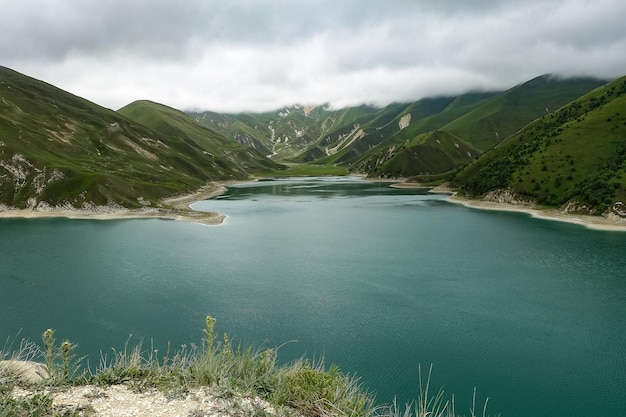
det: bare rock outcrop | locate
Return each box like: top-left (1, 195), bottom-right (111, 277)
top-left (482, 187), bottom-right (535, 206)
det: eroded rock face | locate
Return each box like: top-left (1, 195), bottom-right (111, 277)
top-left (611, 201), bottom-right (626, 217)
top-left (484, 190), bottom-right (626, 221)
top-left (398, 114), bottom-right (411, 130)
top-left (562, 200), bottom-right (626, 219)
top-left (562, 200), bottom-right (593, 214)
top-left (0, 153), bottom-right (66, 208)
top-left (482, 188), bottom-right (535, 206)
top-left (0, 360), bottom-right (49, 384)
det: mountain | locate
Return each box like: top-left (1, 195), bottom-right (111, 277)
top-left (350, 75), bottom-right (608, 179)
top-left (189, 104), bottom-right (382, 161)
top-left (0, 66), bottom-right (278, 209)
top-left (190, 99), bottom-right (473, 168)
top-left (450, 75), bottom-right (626, 215)
top-left (190, 75), bottom-right (606, 179)
top-left (1, 65), bottom-right (618, 214)
top-left (117, 100), bottom-right (281, 173)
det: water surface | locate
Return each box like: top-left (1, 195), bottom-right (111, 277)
top-left (1, 177), bottom-right (625, 417)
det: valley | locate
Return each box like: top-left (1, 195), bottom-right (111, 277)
top-left (1, 65), bottom-right (625, 223)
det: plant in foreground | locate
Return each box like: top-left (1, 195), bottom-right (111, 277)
top-left (1, 317), bottom-right (498, 417)
top-left (384, 364), bottom-right (496, 417)
top-left (41, 328), bottom-right (83, 383)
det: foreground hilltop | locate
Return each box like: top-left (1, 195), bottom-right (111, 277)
top-left (2, 319), bottom-right (467, 417)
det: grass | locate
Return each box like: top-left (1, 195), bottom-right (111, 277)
top-left (1, 317), bottom-right (497, 417)
top-left (1, 66), bottom-right (611, 209)
top-left (256, 164), bottom-right (349, 177)
top-left (0, 67), bottom-right (277, 209)
top-left (452, 75), bottom-right (626, 213)
top-left (441, 75), bottom-right (607, 151)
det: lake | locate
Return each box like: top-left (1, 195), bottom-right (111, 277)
top-left (1, 176), bottom-right (625, 417)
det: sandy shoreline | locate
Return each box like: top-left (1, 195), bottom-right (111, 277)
top-left (3, 177), bottom-right (625, 231)
top-left (387, 180), bottom-right (626, 231)
top-left (446, 194), bottom-right (626, 232)
top-left (0, 181), bottom-right (237, 226)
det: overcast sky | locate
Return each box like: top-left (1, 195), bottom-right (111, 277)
top-left (2, 0), bottom-right (625, 112)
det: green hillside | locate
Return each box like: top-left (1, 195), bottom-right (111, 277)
top-left (451, 76), bottom-right (626, 215)
top-left (349, 95), bottom-right (494, 178)
top-left (2, 64), bottom-right (619, 214)
top-left (118, 100), bottom-right (281, 173)
top-left (352, 75), bottom-right (606, 178)
top-left (190, 104), bottom-right (350, 161)
top-left (441, 75), bottom-right (608, 151)
top-left (355, 130), bottom-right (481, 180)
top-left (191, 75), bottom-right (605, 180)
top-left (0, 67), bottom-right (274, 209)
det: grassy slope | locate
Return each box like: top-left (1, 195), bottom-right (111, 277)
top-left (0, 67), bottom-right (183, 207)
top-left (351, 76), bottom-right (606, 178)
top-left (193, 105), bottom-right (343, 159)
top-left (316, 99), bottom-right (480, 167)
top-left (0, 67), bottom-right (274, 208)
top-left (382, 92), bottom-right (497, 145)
top-left (361, 131), bottom-right (482, 179)
top-left (191, 111), bottom-right (276, 156)
top-left (118, 100), bottom-right (281, 173)
top-left (192, 101), bottom-right (463, 167)
top-left (349, 94), bottom-right (495, 177)
top-left (293, 105), bottom-right (382, 163)
top-left (441, 75), bottom-right (608, 151)
top-left (451, 76), bottom-right (626, 214)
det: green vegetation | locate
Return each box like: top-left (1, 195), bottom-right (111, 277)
top-left (452, 76), bottom-right (626, 214)
top-left (191, 75), bottom-right (605, 180)
top-left (257, 163), bottom-right (349, 177)
top-left (353, 131), bottom-right (481, 179)
top-left (441, 75), bottom-right (607, 151)
top-left (2, 64), bottom-right (621, 217)
top-left (351, 75), bottom-right (606, 178)
top-left (0, 67), bottom-right (277, 209)
top-left (1, 318), bottom-right (496, 417)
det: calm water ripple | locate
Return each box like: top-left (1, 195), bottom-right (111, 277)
top-left (1, 177), bottom-right (625, 417)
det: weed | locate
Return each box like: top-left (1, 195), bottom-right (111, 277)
top-left (382, 365), bottom-right (497, 417)
top-left (40, 329), bottom-right (84, 384)
top-left (1, 319), bottom-right (497, 417)
top-left (0, 392), bottom-right (53, 417)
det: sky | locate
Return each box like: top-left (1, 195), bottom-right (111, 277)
top-left (2, 0), bottom-right (626, 113)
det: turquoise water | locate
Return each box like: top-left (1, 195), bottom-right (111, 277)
top-left (1, 177), bottom-right (625, 417)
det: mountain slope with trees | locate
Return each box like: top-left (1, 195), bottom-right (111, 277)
top-left (348, 75), bottom-right (608, 179)
top-left (450, 75), bottom-right (626, 216)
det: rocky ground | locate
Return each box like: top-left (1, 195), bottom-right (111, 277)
top-left (11, 384), bottom-right (280, 417)
top-left (1, 360), bottom-right (286, 417)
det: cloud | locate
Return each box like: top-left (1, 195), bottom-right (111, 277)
top-left (2, 0), bottom-right (625, 112)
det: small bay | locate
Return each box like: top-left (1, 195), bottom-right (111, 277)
top-left (1, 176), bottom-right (625, 417)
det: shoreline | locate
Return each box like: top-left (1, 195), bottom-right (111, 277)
top-left (386, 180), bottom-right (626, 231)
top-left (3, 177), bottom-right (626, 231)
top-left (0, 181), bottom-right (238, 226)
top-left (371, 179), bottom-right (626, 231)
top-left (446, 194), bottom-right (626, 232)
top-left (387, 180), bottom-right (626, 231)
